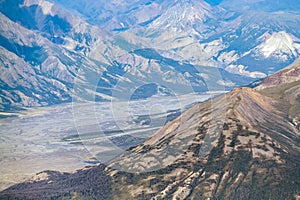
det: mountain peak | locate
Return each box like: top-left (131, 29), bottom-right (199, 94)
top-left (149, 0), bottom-right (212, 32)
top-left (107, 83), bottom-right (295, 173)
top-left (256, 31), bottom-right (300, 61)
top-left (105, 69), bottom-right (300, 199)
top-left (230, 87), bottom-right (273, 106)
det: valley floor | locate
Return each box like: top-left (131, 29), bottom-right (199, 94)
top-left (0, 92), bottom-right (221, 191)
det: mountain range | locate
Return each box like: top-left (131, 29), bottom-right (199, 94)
top-left (1, 55), bottom-right (299, 200)
top-left (1, 1), bottom-right (300, 199)
top-left (1, 0), bottom-right (300, 111)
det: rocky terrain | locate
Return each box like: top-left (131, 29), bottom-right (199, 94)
top-left (107, 62), bottom-right (300, 200)
top-left (1, 57), bottom-right (299, 200)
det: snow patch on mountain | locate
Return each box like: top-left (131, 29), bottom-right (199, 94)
top-left (226, 64), bottom-right (267, 78)
top-left (217, 79), bottom-right (235, 87)
top-left (150, 0), bottom-right (212, 32)
top-left (23, 0), bottom-right (55, 16)
top-left (256, 31), bottom-right (300, 61)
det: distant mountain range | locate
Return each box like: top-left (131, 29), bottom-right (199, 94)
top-left (1, 55), bottom-right (299, 200)
top-left (1, 0), bottom-right (300, 111)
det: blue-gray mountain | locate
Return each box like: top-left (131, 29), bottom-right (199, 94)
top-left (1, 0), bottom-right (300, 111)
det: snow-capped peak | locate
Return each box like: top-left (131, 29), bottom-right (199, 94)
top-left (23, 0), bottom-right (55, 16)
top-left (256, 31), bottom-right (300, 60)
top-left (150, 0), bottom-right (212, 32)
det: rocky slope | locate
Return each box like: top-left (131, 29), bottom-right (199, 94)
top-left (107, 63), bottom-right (300, 199)
top-left (1, 61), bottom-right (299, 199)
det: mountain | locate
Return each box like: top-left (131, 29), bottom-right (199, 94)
top-left (257, 57), bottom-right (300, 89)
top-left (0, 0), bottom-right (108, 110)
top-left (118, 0), bottom-right (300, 74)
top-left (1, 0), bottom-right (300, 111)
top-left (107, 62), bottom-right (300, 199)
top-left (1, 59), bottom-right (299, 199)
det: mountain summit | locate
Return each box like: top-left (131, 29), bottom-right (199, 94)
top-left (149, 0), bottom-right (213, 33)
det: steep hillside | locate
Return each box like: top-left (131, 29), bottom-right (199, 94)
top-left (257, 59), bottom-right (300, 132)
top-left (108, 79), bottom-right (300, 199)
